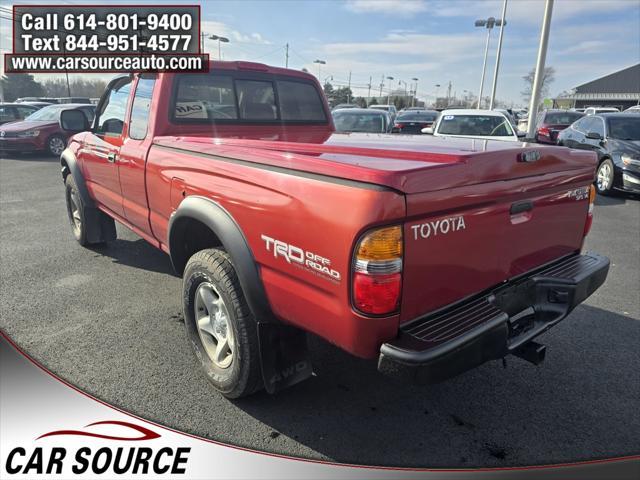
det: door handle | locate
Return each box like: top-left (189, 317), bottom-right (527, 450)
top-left (107, 152), bottom-right (117, 163)
top-left (510, 201), bottom-right (533, 215)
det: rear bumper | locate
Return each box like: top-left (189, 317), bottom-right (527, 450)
top-left (378, 252), bottom-right (609, 383)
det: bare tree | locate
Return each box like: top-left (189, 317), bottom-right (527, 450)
top-left (522, 66), bottom-right (555, 103)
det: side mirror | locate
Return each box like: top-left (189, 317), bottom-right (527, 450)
top-left (421, 127), bottom-right (434, 134)
top-left (59, 109), bottom-right (89, 133)
top-left (517, 131), bottom-right (526, 138)
top-left (585, 131), bottom-right (602, 140)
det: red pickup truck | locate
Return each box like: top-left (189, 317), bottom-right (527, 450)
top-left (58, 61), bottom-right (609, 398)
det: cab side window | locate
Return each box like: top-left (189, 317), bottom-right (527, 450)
top-left (129, 76), bottom-right (156, 140)
top-left (95, 78), bottom-right (133, 136)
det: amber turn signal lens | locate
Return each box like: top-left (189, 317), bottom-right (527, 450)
top-left (356, 226), bottom-right (402, 261)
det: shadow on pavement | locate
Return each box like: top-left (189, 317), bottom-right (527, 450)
top-left (232, 304), bottom-right (640, 467)
top-left (91, 238), bottom-right (176, 276)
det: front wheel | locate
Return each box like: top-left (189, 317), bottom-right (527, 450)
top-left (65, 175), bottom-right (88, 245)
top-left (596, 159), bottom-right (614, 195)
top-left (47, 134), bottom-right (66, 157)
top-left (183, 249), bottom-right (263, 398)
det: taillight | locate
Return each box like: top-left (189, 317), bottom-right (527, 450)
top-left (538, 126), bottom-right (550, 137)
top-left (584, 184), bottom-right (596, 236)
top-left (394, 123), bottom-right (404, 129)
top-left (352, 226), bottom-right (403, 315)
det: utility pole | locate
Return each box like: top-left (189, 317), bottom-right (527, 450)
top-left (379, 75), bottom-right (384, 99)
top-left (285, 43), bottom-right (289, 68)
top-left (347, 71), bottom-right (352, 103)
top-left (447, 81), bottom-right (452, 107)
top-left (526, 0), bottom-right (554, 140)
top-left (489, 0), bottom-right (508, 110)
top-left (367, 76), bottom-right (372, 106)
top-left (200, 32), bottom-right (207, 53)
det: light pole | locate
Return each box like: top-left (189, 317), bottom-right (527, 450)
top-left (398, 80), bottom-right (408, 107)
top-left (434, 83), bottom-right (441, 107)
top-left (386, 76), bottom-right (394, 104)
top-left (209, 34), bottom-right (230, 60)
top-left (475, 16), bottom-right (503, 109)
top-left (313, 59), bottom-right (326, 78)
top-left (411, 77), bottom-right (419, 106)
top-left (489, 0), bottom-right (508, 110)
top-left (526, 0), bottom-right (554, 140)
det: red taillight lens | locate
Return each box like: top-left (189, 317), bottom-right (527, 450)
top-left (394, 123), bottom-right (404, 129)
top-left (353, 272), bottom-right (401, 314)
top-left (538, 126), bottom-right (550, 137)
top-left (352, 226), bottom-right (403, 316)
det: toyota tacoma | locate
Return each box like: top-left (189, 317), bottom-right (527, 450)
top-left (58, 61), bottom-right (609, 398)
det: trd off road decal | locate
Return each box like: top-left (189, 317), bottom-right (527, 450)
top-left (261, 235), bottom-right (341, 282)
top-left (568, 186), bottom-right (589, 201)
top-left (411, 215), bottom-right (466, 240)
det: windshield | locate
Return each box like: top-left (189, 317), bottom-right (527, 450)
top-left (545, 112), bottom-right (584, 124)
top-left (607, 117), bottom-right (640, 140)
top-left (24, 104), bottom-right (68, 121)
top-left (397, 112), bottom-right (438, 122)
top-left (437, 114), bottom-right (514, 136)
top-left (333, 111), bottom-right (386, 133)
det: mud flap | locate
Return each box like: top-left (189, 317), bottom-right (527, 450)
top-left (84, 207), bottom-right (117, 244)
top-left (257, 323), bottom-right (313, 394)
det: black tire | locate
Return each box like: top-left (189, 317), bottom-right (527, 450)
top-left (65, 174), bottom-right (89, 245)
top-left (183, 248), bottom-right (263, 398)
top-left (596, 158), bottom-right (614, 195)
top-left (46, 134), bottom-right (66, 157)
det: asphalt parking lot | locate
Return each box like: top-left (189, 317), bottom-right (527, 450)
top-left (1, 153), bottom-right (639, 468)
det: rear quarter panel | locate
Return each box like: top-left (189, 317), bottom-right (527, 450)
top-left (146, 145), bottom-right (405, 357)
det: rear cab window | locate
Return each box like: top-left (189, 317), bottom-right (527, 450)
top-left (172, 72), bottom-right (327, 124)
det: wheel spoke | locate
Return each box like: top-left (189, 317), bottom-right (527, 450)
top-left (197, 315), bottom-right (217, 339)
top-left (198, 286), bottom-right (216, 310)
top-left (214, 336), bottom-right (230, 364)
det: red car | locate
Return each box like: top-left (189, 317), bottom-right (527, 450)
top-left (0, 103), bottom-right (95, 156)
top-left (58, 62), bottom-right (608, 398)
top-left (534, 109), bottom-right (584, 144)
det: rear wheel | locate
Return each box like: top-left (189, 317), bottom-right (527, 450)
top-left (596, 159), bottom-right (614, 195)
top-left (183, 249), bottom-right (263, 398)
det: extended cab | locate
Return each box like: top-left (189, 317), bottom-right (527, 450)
top-left (59, 62), bottom-right (609, 398)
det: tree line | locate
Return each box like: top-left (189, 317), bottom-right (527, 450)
top-left (0, 73), bottom-right (107, 101)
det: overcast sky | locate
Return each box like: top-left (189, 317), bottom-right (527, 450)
top-left (1, 0), bottom-right (639, 106)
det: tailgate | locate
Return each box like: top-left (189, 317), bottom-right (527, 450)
top-left (400, 148), bottom-right (597, 322)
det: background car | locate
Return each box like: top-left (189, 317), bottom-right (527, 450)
top-left (391, 110), bottom-right (438, 134)
top-left (368, 104), bottom-right (397, 122)
top-left (332, 108), bottom-right (392, 134)
top-left (0, 103), bottom-right (95, 156)
top-left (20, 101), bottom-right (53, 110)
top-left (15, 97), bottom-right (59, 104)
top-left (623, 105), bottom-right (640, 113)
top-left (494, 108), bottom-right (518, 129)
top-left (558, 113), bottom-right (640, 194)
top-left (585, 107), bottom-right (619, 115)
top-left (0, 103), bottom-right (39, 125)
top-left (425, 109), bottom-right (522, 141)
top-left (332, 103), bottom-right (359, 111)
top-left (533, 109), bottom-right (584, 144)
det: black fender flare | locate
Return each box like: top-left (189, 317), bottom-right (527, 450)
top-left (168, 196), bottom-right (275, 323)
top-left (60, 148), bottom-right (95, 208)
